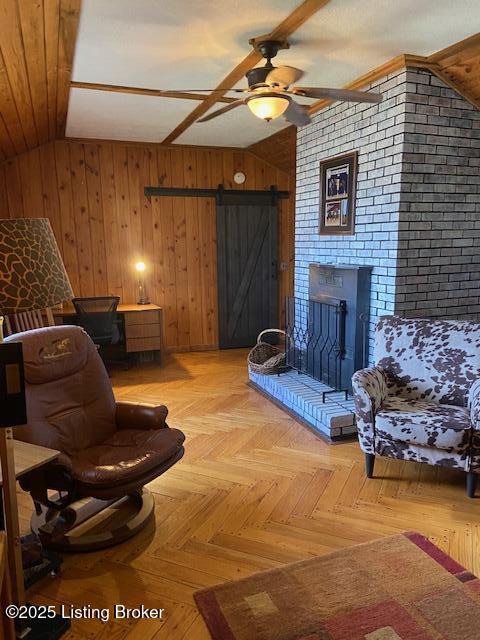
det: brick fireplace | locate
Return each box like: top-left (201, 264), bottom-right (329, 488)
top-left (250, 65), bottom-right (480, 441)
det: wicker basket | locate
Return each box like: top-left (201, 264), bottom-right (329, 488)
top-left (247, 329), bottom-right (287, 375)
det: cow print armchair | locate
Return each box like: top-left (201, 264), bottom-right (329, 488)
top-left (352, 316), bottom-right (480, 497)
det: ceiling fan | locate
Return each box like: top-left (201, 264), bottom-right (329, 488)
top-left (163, 39), bottom-right (383, 126)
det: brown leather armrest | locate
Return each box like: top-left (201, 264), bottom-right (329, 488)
top-left (115, 401), bottom-right (169, 430)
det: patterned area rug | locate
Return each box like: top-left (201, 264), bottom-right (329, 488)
top-left (194, 532), bottom-right (480, 640)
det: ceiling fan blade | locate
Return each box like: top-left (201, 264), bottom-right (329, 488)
top-left (267, 65), bottom-right (304, 88)
top-left (292, 87), bottom-right (382, 103)
top-left (197, 99), bottom-right (246, 123)
top-left (160, 88), bottom-right (246, 93)
top-left (284, 100), bottom-right (311, 127)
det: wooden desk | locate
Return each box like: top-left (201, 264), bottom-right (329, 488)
top-left (54, 303), bottom-right (163, 356)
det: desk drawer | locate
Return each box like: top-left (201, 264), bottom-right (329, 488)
top-left (126, 323), bottom-right (161, 339)
top-left (126, 336), bottom-right (162, 353)
top-left (124, 310), bottom-right (161, 326)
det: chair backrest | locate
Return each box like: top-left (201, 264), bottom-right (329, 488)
top-left (375, 315), bottom-right (480, 407)
top-left (4, 308), bottom-right (55, 336)
top-left (72, 296), bottom-right (119, 345)
top-left (5, 325), bottom-right (117, 456)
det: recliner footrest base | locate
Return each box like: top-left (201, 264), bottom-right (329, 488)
top-left (31, 489), bottom-right (155, 552)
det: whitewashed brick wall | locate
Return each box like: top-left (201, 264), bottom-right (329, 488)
top-left (295, 67), bottom-right (480, 364)
top-left (396, 68), bottom-right (480, 319)
top-left (295, 69), bottom-right (408, 362)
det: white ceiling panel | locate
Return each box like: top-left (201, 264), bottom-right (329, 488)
top-left (175, 104), bottom-right (290, 147)
top-left (72, 0), bottom-right (298, 90)
top-left (68, 0), bottom-right (480, 147)
top-left (258, 0), bottom-right (480, 91)
top-left (65, 89), bottom-right (202, 142)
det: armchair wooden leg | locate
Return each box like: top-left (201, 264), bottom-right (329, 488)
top-left (365, 453), bottom-right (375, 479)
top-left (467, 472), bottom-right (477, 499)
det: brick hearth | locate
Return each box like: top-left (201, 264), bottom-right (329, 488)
top-left (249, 369), bottom-right (356, 441)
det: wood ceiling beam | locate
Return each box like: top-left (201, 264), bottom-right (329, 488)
top-left (64, 135), bottom-right (248, 152)
top-left (161, 0), bottom-right (332, 145)
top-left (70, 80), bottom-right (237, 104)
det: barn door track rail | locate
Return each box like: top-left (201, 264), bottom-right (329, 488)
top-left (144, 184), bottom-right (289, 205)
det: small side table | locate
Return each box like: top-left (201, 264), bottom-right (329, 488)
top-left (0, 439), bottom-right (59, 528)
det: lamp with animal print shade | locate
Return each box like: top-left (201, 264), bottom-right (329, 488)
top-left (0, 218), bottom-right (73, 338)
top-left (0, 218), bottom-right (73, 631)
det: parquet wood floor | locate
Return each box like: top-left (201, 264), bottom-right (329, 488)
top-left (18, 349), bottom-right (480, 639)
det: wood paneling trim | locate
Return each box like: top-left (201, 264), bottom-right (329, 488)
top-left (162, 0), bottom-right (332, 144)
top-left (65, 137), bottom-right (249, 153)
top-left (0, 140), bottom-right (294, 351)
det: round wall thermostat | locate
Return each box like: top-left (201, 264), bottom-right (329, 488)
top-left (234, 171), bottom-right (246, 184)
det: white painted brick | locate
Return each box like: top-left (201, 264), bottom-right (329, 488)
top-left (295, 67), bottom-right (480, 366)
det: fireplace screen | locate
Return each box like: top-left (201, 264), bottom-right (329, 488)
top-left (285, 296), bottom-right (346, 391)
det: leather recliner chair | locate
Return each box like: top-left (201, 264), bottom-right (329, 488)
top-left (6, 324), bottom-right (185, 551)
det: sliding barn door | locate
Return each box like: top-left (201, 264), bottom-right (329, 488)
top-left (217, 197), bottom-right (278, 349)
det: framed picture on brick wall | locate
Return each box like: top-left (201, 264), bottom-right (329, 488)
top-left (319, 151), bottom-right (357, 236)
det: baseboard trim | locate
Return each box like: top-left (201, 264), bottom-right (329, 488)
top-left (166, 344), bottom-right (219, 353)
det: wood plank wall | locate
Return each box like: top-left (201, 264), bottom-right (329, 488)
top-left (0, 0), bottom-right (81, 160)
top-left (249, 126), bottom-right (296, 174)
top-left (0, 140), bottom-right (294, 351)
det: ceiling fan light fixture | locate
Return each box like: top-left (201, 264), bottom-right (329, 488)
top-left (247, 94), bottom-right (289, 122)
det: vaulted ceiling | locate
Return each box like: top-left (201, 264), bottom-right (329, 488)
top-left (0, 0), bottom-right (80, 161)
top-left (0, 0), bottom-right (480, 159)
top-left (66, 0), bottom-right (480, 148)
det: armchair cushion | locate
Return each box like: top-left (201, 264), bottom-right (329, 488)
top-left (352, 366), bottom-right (388, 455)
top-left (374, 438), bottom-right (470, 471)
top-left (116, 401), bottom-right (168, 430)
top-left (376, 397), bottom-right (471, 452)
top-left (10, 325), bottom-right (117, 455)
top-left (67, 427), bottom-right (185, 489)
top-left (375, 316), bottom-right (480, 407)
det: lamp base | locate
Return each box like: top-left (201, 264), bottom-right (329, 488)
top-left (16, 609), bottom-right (70, 639)
top-left (137, 281), bottom-right (149, 306)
